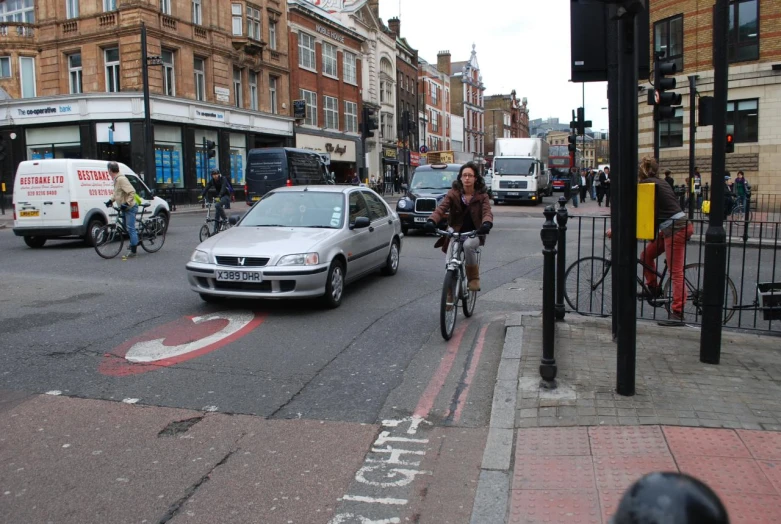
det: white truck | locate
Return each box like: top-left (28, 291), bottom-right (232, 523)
top-left (491, 138), bottom-right (551, 205)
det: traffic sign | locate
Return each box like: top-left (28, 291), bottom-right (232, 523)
top-left (419, 145), bottom-right (428, 154)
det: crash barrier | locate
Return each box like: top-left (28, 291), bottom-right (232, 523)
top-left (563, 216), bottom-right (780, 334)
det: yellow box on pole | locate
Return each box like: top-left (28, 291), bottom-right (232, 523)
top-left (637, 183), bottom-right (656, 240)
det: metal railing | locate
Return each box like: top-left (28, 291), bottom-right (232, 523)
top-left (564, 215), bottom-right (780, 333)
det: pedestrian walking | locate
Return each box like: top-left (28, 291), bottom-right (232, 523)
top-left (594, 170), bottom-right (603, 205)
top-left (734, 170), bottom-right (749, 211)
top-left (603, 166), bottom-right (611, 207)
top-left (569, 167), bottom-right (580, 208)
top-left (589, 170), bottom-right (597, 201)
top-left (664, 170), bottom-right (675, 189)
top-left (580, 169), bottom-right (588, 203)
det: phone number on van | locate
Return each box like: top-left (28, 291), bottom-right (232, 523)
top-left (89, 189), bottom-right (113, 196)
top-left (26, 190), bottom-right (59, 196)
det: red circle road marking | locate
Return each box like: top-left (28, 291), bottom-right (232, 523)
top-left (99, 310), bottom-right (267, 376)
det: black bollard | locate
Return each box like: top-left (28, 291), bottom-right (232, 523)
top-left (540, 206), bottom-right (558, 388)
top-left (555, 197), bottom-right (569, 320)
top-left (703, 182), bottom-right (710, 203)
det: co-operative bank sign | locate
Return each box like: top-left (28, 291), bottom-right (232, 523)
top-left (15, 104), bottom-right (75, 118)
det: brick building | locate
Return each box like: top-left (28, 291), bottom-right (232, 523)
top-left (387, 17), bottom-right (418, 184)
top-left (446, 45), bottom-right (485, 162)
top-left (0, 0), bottom-right (294, 198)
top-left (484, 90), bottom-right (530, 163)
top-left (643, 0), bottom-right (781, 194)
top-left (287, 0), bottom-right (364, 182)
top-left (418, 55), bottom-right (450, 154)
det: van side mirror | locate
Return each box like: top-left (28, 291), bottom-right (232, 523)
top-left (351, 216), bottom-right (370, 229)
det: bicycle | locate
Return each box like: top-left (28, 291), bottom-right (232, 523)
top-left (436, 229), bottom-right (482, 340)
top-left (93, 204), bottom-right (166, 259)
top-left (564, 242), bottom-right (737, 324)
top-left (199, 198), bottom-right (233, 242)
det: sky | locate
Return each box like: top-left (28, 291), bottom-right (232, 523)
top-left (378, 0), bottom-right (610, 132)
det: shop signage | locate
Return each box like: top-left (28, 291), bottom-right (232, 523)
top-left (14, 104), bottom-right (75, 119)
top-left (324, 142), bottom-right (348, 156)
top-left (296, 133), bottom-right (356, 162)
top-left (315, 24), bottom-right (345, 43)
top-left (293, 99), bottom-right (307, 120)
top-left (382, 146), bottom-right (398, 160)
top-left (195, 109), bottom-right (225, 122)
top-left (214, 87), bottom-right (230, 103)
top-left (410, 152), bottom-right (421, 166)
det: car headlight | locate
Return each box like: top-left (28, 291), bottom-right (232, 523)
top-left (397, 199), bottom-right (409, 210)
top-left (277, 253), bottom-right (319, 266)
top-left (191, 249), bottom-right (210, 264)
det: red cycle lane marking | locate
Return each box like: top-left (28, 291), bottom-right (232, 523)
top-left (99, 311), bottom-right (267, 376)
top-left (451, 323), bottom-right (490, 423)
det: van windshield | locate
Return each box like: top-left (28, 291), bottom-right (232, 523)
top-left (410, 169), bottom-right (459, 190)
top-left (494, 158), bottom-right (534, 176)
top-left (241, 191), bottom-right (345, 229)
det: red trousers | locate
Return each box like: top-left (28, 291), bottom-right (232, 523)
top-left (640, 223), bottom-right (694, 315)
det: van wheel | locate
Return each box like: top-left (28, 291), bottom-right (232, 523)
top-left (24, 236), bottom-right (47, 248)
top-left (155, 211), bottom-right (170, 234)
top-left (84, 218), bottom-right (104, 247)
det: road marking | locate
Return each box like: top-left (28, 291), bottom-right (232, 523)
top-left (99, 311), bottom-right (266, 376)
top-left (451, 323), bottom-right (490, 423)
top-left (122, 398), bottom-right (139, 404)
top-left (45, 390), bottom-right (62, 396)
top-left (341, 495), bottom-right (408, 506)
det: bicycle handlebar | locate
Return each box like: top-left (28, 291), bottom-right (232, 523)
top-left (435, 229), bottom-right (481, 239)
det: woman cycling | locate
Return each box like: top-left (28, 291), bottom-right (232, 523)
top-left (425, 162), bottom-right (494, 291)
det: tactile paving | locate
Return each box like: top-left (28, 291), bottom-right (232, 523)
top-left (676, 456), bottom-right (777, 496)
top-left (738, 430), bottom-right (781, 461)
top-left (513, 455), bottom-right (596, 491)
top-left (598, 490), bottom-right (625, 524)
top-left (593, 455), bottom-right (678, 491)
top-left (758, 461), bottom-right (781, 494)
top-left (721, 494), bottom-right (781, 523)
top-left (588, 425), bottom-right (670, 456)
top-left (516, 427), bottom-right (591, 456)
top-left (509, 490), bottom-right (601, 524)
top-left (663, 426), bottom-right (751, 458)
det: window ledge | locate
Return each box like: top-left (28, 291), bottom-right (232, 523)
top-left (299, 65), bottom-right (318, 74)
top-left (323, 73), bottom-right (339, 81)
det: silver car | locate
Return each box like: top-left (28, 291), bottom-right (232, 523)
top-left (186, 185), bottom-right (403, 308)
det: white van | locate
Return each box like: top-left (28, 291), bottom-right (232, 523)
top-left (12, 159), bottom-right (170, 248)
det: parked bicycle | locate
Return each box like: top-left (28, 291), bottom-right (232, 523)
top-left (199, 198), bottom-right (233, 242)
top-left (93, 204), bottom-right (166, 259)
top-left (437, 229), bottom-right (482, 340)
top-left (564, 241), bottom-right (738, 324)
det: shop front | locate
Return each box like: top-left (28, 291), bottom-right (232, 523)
top-left (382, 145), bottom-right (399, 192)
top-left (295, 132), bottom-right (360, 184)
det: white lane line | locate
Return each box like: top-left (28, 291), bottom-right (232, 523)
top-left (341, 495), bottom-right (408, 506)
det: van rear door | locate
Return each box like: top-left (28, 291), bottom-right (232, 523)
top-left (40, 163), bottom-right (71, 227)
top-left (246, 150), bottom-right (286, 200)
top-left (14, 162), bottom-right (69, 227)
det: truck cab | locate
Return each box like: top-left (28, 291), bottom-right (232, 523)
top-left (491, 138), bottom-right (552, 205)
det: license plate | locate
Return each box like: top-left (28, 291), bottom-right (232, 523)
top-left (216, 270), bottom-right (262, 282)
top-left (507, 192), bottom-right (520, 197)
top-left (252, 196), bottom-right (261, 201)
top-left (20, 210), bottom-right (40, 217)
top-left (414, 217), bottom-right (427, 223)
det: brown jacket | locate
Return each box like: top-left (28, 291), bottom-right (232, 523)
top-left (110, 174), bottom-right (137, 207)
top-left (430, 186), bottom-right (494, 253)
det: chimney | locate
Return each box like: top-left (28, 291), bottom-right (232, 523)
top-left (437, 50), bottom-right (451, 76)
top-left (388, 17), bottom-right (400, 37)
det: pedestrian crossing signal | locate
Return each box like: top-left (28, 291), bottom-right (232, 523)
top-left (726, 134), bottom-right (734, 153)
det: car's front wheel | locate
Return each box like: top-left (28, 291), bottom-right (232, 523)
top-left (321, 260), bottom-right (345, 309)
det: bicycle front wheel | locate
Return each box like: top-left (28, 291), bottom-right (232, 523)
top-left (94, 225), bottom-right (123, 259)
top-left (140, 219), bottom-right (166, 253)
top-left (663, 263), bottom-right (737, 324)
top-left (462, 273), bottom-right (477, 318)
top-left (564, 256), bottom-right (613, 316)
top-left (440, 269), bottom-right (459, 340)
top-left (199, 224), bottom-right (211, 242)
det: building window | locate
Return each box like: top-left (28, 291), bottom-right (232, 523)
top-left (654, 15), bottom-right (683, 72)
top-left (298, 33), bottom-right (316, 71)
top-left (383, 113), bottom-right (394, 140)
top-left (194, 57), bottom-right (206, 101)
top-left (431, 110), bottom-right (439, 132)
top-left (324, 95), bottom-right (339, 129)
top-left (728, 0), bottom-right (758, 62)
top-left (162, 49), bottom-right (175, 96)
top-left (384, 82), bottom-right (393, 105)
top-left (20, 56), bottom-right (35, 98)
top-left (249, 71), bottom-right (258, 111)
top-left (658, 107), bottom-right (683, 148)
top-left (727, 98), bottom-right (758, 142)
top-left (192, 0), bottom-right (202, 25)
top-left (247, 6), bottom-right (261, 41)
top-left (0, 57), bottom-right (10, 78)
top-left (234, 68), bottom-right (243, 108)
top-left (66, 0), bottom-right (79, 19)
top-left (431, 84), bottom-right (438, 105)
top-left (344, 101), bottom-right (357, 133)
top-left (343, 52), bottom-right (357, 84)
top-left (104, 0), bottom-right (117, 11)
top-left (231, 4), bottom-right (242, 35)
top-left (300, 89), bottom-right (317, 126)
top-left (68, 53), bottom-right (82, 94)
top-left (1, 0), bottom-right (35, 22)
top-left (104, 47), bottom-right (120, 92)
top-left (160, 0), bottom-right (171, 15)
top-left (323, 42), bottom-right (338, 78)
top-left (269, 21), bottom-right (277, 50)
top-left (269, 76), bottom-right (278, 114)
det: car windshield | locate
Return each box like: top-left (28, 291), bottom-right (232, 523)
top-left (494, 158), bottom-right (534, 176)
top-left (240, 191), bottom-right (345, 229)
top-left (410, 169), bottom-right (458, 190)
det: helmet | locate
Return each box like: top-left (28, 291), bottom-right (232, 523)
top-left (107, 161), bottom-right (120, 173)
top-left (611, 472), bottom-right (729, 524)
top-left (210, 168), bottom-right (221, 176)
top-left (724, 175), bottom-right (731, 180)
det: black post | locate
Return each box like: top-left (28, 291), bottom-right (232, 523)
top-left (141, 22), bottom-right (155, 189)
top-left (606, 4), bottom-right (620, 341)
top-left (652, 105), bottom-right (659, 161)
top-left (614, 3), bottom-right (640, 396)
top-left (688, 75), bottom-right (697, 220)
top-left (540, 205), bottom-right (558, 388)
top-left (700, 0), bottom-right (729, 365)
top-left (555, 196), bottom-right (569, 320)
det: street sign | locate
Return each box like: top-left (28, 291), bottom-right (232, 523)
top-left (419, 145), bottom-right (428, 154)
top-left (293, 99), bottom-right (307, 120)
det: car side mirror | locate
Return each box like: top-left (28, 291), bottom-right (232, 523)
top-left (351, 216), bottom-right (370, 230)
top-left (228, 215), bottom-right (239, 225)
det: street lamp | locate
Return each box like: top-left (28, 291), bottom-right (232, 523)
top-left (141, 22), bottom-right (162, 188)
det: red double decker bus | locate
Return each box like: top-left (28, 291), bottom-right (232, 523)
top-left (549, 145), bottom-right (581, 192)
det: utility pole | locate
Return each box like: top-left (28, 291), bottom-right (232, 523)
top-left (688, 75), bottom-right (698, 220)
top-left (700, 0), bottom-right (730, 365)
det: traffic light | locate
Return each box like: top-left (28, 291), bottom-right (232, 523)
top-left (726, 133), bottom-right (734, 153)
top-left (567, 132), bottom-right (577, 153)
top-left (361, 107), bottom-right (379, 140)
top-left (205, 140), bottom-right (216, 159)
top-left (653, 57), bottom-right (682, 120)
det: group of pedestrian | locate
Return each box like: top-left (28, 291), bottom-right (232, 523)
top-left (566, 166), bottom-right (611, 208)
